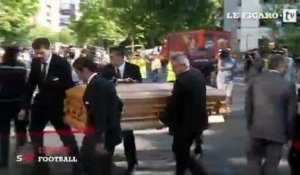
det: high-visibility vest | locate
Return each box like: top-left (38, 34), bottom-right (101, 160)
top-left (264, 58), bottom-right (269, 70)
top-left (129, 58), bottom-right (147, 79)
top-left (167, 62), bottom-right (176, 82)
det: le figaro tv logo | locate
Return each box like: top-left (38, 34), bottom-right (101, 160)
top-left (283, 9), bottom-right (298, 23)
top-left (226, 9), bottom-right (298, 23)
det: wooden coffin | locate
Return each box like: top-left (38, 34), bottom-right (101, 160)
top-left (63, 83), bottom-right (227, 131)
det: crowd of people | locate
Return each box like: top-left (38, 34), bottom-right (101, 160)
top-left (0, 37), bottom-right (300, 175)
top-left (0, 38), bottom-right (208, 175)
top-left (241, 46), bottom-right (300, 175)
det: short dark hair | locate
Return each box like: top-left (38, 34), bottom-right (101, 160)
top-left (2, 46), bottom-right (21, 66)
top-left (32, 38), bottom-right (51, 49)
top-left (110, 47), bottom-right (125, 57)
top-left (268, 54), bottom-right (285, 70)
top-left (283, 45), bottom-right (288, 49)
top-left (72, 57), bottom-right (98, 72)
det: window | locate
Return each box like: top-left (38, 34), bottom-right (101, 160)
top-left (204, 34), bottom-right (214, 52)
top-left (46, 0), bottom-right (51, 8)
top-left (261, 0), bottom-right (272, 3)
top-left (61, 3), bottom-right (70, 10)
top-left (238, 0), bottom-right (242, 6)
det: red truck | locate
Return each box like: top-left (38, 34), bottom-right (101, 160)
top-left (161, 29), bottom-right (231, 60)
top-left (160, 29), bottom-right (231, 86)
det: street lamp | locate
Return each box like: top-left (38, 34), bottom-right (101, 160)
top-left (246, 34), bottom-right (252, 51)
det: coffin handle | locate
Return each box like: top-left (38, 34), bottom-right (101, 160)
top-left (153, 104), bottom-right (166, 109)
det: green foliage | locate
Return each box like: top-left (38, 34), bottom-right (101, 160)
top-left (30, 26), bottom-right (58, 42)
top-left (57, 28), bottom-right (76, 44)
top-left (276, 26), bottom-right (300, 56)
top-left (71, 0), bottom-right (220, 46)
top-left (30, 26), bottom-right (76, 44)
top-left (258, 37), bottom-right (271, 56)
top-left (70, 1), bottom-right (126, 45)
top-left (0, 0), bottom-right (39, 45)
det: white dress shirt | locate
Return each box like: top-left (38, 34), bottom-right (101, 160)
top-left (87, 73), bottom-right (97, 84)
top-left (295, 83), bottom-right (300, 95)
top-left (296, 83), bottom-right (300, 114)
top-left (269, 69), bottom-right (280, 74)
top-left (116, 61), bottom-right (126, 78)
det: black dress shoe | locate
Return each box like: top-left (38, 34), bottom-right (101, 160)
top-left (0, 161), bottom-right (8, 168)
top-left (194, 145), bottom-right (203, 155)
top-left (125, 162), bottom-right (138, 175)
top-left (32, 162), bottom-right (50, 175)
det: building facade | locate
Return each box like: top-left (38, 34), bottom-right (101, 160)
top-left (224, 0), bottom-right (300, 52)
top-left (31, 0), bottom-right (81, 31)
top-left (224, 0), bottom-right (272, 52)
top-left (59, 0), bottom-right (81, 28)
top-left (32, 0), bottom-right (60, 31)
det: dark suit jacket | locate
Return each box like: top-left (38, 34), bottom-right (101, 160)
top-left (162, 69), bottom-right (208, 136)
top-left (22, 55), bottom-right (74, 109)
top-left (245, 58), bottom-right (264, 82)
top-left (83, 74), bottom-right (122, 147)
top-left (101, 62), bottom-right (142, 82)
top-left (292, 88), bottom-right (300, 142)
top-left (245, 71), bottom-right (297, 143)
top-left (0, 61), bottom-right (27, 102)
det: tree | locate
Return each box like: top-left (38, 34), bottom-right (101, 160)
top-left (258, 37), bottom-right (271, 56)
top-left (57, 28), bottom-right (76, 44)
top-left (71, 0), bottom-right (220, 47)
top-left (0, 0), bottom-right (39, 45)
top-left (30, 26), bottom-right (58, 42)
top-left (70, 0), bottom-right (126, 45)
top-left (30, 26), bottom-right (76, 44)
top-left (276, 26), bottom-right (300, 56)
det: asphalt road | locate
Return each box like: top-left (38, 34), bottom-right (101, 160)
top-left (1, 74), bottom-right (292, 175)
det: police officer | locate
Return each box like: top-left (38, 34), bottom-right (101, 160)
top-left (0, 46), bottom-right (28, 168)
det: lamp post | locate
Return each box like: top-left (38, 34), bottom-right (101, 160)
top-left (246, 34), bottom-right (252, 51)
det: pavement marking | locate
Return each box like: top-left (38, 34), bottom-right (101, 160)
top-left (209, 115), bottom-right (225, 123)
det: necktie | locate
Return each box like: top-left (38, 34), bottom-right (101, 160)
top-left (41, 62), bottom-right (47, 80)
top-left (116, 68), bottom-right (121, 78)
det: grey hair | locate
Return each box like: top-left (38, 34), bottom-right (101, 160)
top-left (170, 54), bottom-right (190, 67)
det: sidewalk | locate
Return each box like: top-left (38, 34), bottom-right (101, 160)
top-left (4, 111), bottom-right (290, 175)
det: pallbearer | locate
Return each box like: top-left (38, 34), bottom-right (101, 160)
top-left (19, 38), bottom-right (79, 174)
top-left (288, 65), bottom-right (300, 175)
top-left (73, 58), bottom-right (122, 175)
top-left (101, 47), bottom-right (142, 174)
top-left (160, 54), bottom-right (208, 175)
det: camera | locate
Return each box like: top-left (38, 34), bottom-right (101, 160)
top-left (244, 52), bottom-right (255, 61)
top-left (244, 51), bottom-right (255, 72)
top-left (219, 48), bottom-right (230, 59)
top-left (271, 49), bottom-right (284, 55)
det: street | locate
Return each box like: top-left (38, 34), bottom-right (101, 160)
top-left (1, 76), bottom-right (291, 175)
top-left (1, 0), bottom-right (299, 174)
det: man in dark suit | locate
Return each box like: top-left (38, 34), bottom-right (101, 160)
top-left (101, 47), bottom-right (142, 174)
top-left (245, 54), bottom-right (297, 175)
top-left (72, 58), bottom-right (122, 175)
top-left (161, 54), bottom-right (208, 175)
top-left (244, 49), bottom-right (264, 83)
top-left (19, 38), bottom-right (79, 174)
top-left (102, 48), bottom-right (142, 83)
top-left (289, 67), bottom-right (300, 175)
